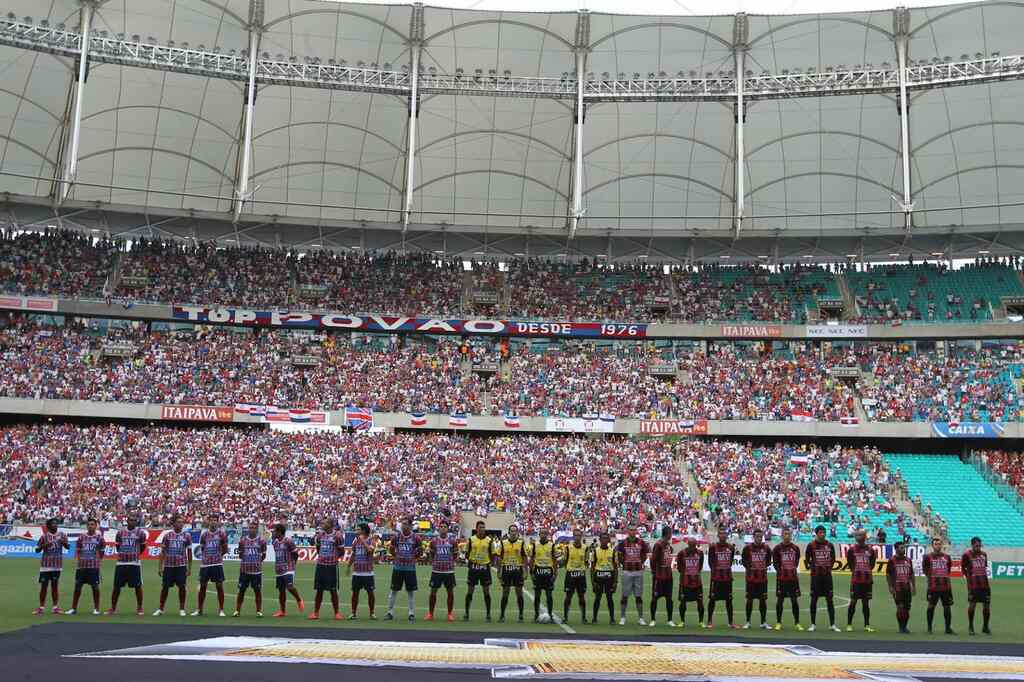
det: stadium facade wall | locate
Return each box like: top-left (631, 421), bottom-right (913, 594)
top-left (7, 296), bottom-right (1024, 340)
top-left (0, 398), bottom-right (1018, 440)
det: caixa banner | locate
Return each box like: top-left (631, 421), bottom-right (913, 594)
top-left (173, 306), bottom-right (647, 339)
top-left (931, 422), bottom-right (1005, 438)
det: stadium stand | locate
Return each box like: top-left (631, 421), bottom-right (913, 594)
top-left (979, 450), bottom-right (1024, 498)
top-left (847, 262), bottom-right (1024, 323)
top-left (859, 350), bottom-right (1023, 422)
top-left (114, 239), bottom-right (292, 308)
top-left (0, 425), bottom-right (695, 536)
top-left (0, 322), bottom-right (483, 415)
top-left (684, 440), bottom-right (924, 544)
top-left (884, 453), bottom-right (1024, 546)
top-left (0, 229), bottom-right (116, 299)
top-left (671, 265), bottom-right (840, 323)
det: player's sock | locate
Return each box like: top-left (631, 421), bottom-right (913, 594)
top-left (826, 600), bottom-right (836, 627)
top-left (926, 606), bottom-right (935, 631)
top-left (591, 597), bottom-right (599, 623)
top-left (810, 596), bottom-right (817, 626)
top-left (650, 600), bottom-right (657, 622)
top-left (968, 607), bottom-right (976, 631)
top-left (679, 601), bottom-right (687, 623)
top-left (775, 600), bottom-right (783, 623)
top-left (197, 585), bottom-right (206, 614)
top-left (546, 591), bottom-right (553, 618)
top-left (407, 592), bottom-right (415, 616)
top-left (483, 593), bottom-right (492, 618)
top-left (847, 602), bottom-right (856, 626)
top-left (446, 591), bottom-right (454, 615)
top-left (943, 605), bottom-right (952, 631)
top-left (464, 593), bottom-right (472, 619)
top-left (862, 602), bottom-right (870, 626)
top-left (387, 590), bottom-right (397, 614)
top-left (368, 591), bottom-right (375, 615)
top-left (429, 592), bottom-right (437, 616)
top-left (500, 592), bottom-right (508, 618)
top-left (707, 599), bottom-right (715, 624)
top-left (516, 592), bottom-right (524, 618)
top-left (791, 598), bottom-right (799, 624)
top-left (563, 596), bottom-right (570, 623)
top-left (666, 600), bottom-right (673, 622)
top-left (725, 600), bottom-right (734, 625)
top-left (745, 601), bottom-right (752, 623)
top-left (351, 591), bottom-right (359, 616)
top-left (696, 602), bottom-right (704, 624)
top-left (983, 608), bottom-right (991, 631)
top-left (760, 600), bottom-right (768, 625)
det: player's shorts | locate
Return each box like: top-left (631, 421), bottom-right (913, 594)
top-left (275, 573), bottom-right (294, 591)
top-left (468, 565), bottom-right (492, 587)
top-left (709, 580), bottom-right (733, 601)
top-left (968, 587), bottom-right (991, 605)
top-left (850, 582), bottom-right (873, 600)
top-left (391, 569), bottom-right (418, 592)
top-left (238, 572), bottom-right (262, 591)
top-left (594, 570), bottom-right (614, 595)
top-left (199, 565), bottom-right (225, 584)
top-left (679, 585), bottom-right (704, 602)
top-left (531, 567), bottom-right (554, 591)
top-left (162, 565), bottom-right (187, 589)
top-left (314, 564), bottom-right (338, 591)
top-left (652, 578), bottom-right (673, 599)
top-left (811, 574), bottom-right (834, 598)
top-left (38, 570), bottom-right (61, 585)
top-left (430, 572), bottom-right (456, 590)
top-left (620, 571), bottom-right (644, 598)
top-left (351, 574), bottom-right (375, 592)
top-left (75, 568), bottom-right (100, 588)
top-left (565, 570), bottom-right (587, 595)
top-left (746, 582), bottom-right (768, 600)
top-left (114, 565), bottom-right (142, 589)
top-left (892, 589), bottom-right (912, 610)
top-left (926, 589), bottom-right (953, 607)
top-left (776, 580), bottom-right (801, 599)
top-left (501, 567), bottom-right (524, 588)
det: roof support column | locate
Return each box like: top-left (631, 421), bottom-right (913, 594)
top-left (57, 0), bottom-right (95, 206)
top-left (233, 0), bottom-right (264, 222)
top-left (894, 7), bottom-right (914, 230)
top-left (732, 13), bottom-right (748, 240)
top-left (568, 10), bottom-right (590, 240)
top-left (402, 3), bottom-right (425, 234)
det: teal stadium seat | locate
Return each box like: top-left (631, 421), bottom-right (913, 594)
top-left (884, 453), bottom-right (1024, 546)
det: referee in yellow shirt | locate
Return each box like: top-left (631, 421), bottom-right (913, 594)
top-left (464, 520), bottom-right (496, 621)
top-left (561, 528), bottom-right (589, 624)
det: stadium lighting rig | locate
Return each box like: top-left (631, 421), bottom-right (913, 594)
top-left (1, 16), bottom-right (1023, 103)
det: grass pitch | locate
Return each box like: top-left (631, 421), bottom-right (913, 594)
top-left (0, 558), bottom-right (1019, 643)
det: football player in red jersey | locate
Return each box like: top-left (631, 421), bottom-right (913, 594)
top-left (845, 530), bottom-right (877, 632)
top-left (771, 528), bottom-right (803, 631)
top-left (961, 536), bottom-right (991, 635)
top-left (676, 536), bottom-right (704, 628)
top-left (649, 526), bottom-right (675, 627)
top-left (804, 525), bottom-right (840, 632)
top-left (706, 528), bottom-right (737, 629)
top-left (921, 537), bottom-right (955, 634)
top-left (886, 541), bottom-right (916, 634)
top-left (740, 529), bottom-right (772, 630)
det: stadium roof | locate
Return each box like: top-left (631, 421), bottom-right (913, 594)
top-left (2, 0), bottom-right (1024, 260)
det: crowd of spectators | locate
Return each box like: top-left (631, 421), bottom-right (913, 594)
top-left (3, 316), bottom-right (1021, 422)
top-left (115, 239), bottom-right (293, 307)
top-left (0, 321), bottom-right (482, 415)
top-left (684, 439), bottom-right (918, 542)
top-left (858, 350), bottom-right (1023, 422)
top-left (0, 425), bottom-right (693, 535)
top-left (670, 264), bottom-right (835, 323)
top-left (294, 250), bottom-right (463, 316)
top-left (976, 449), bottom-right (1024, 498)
top-left (0, 228), bottom-right (116, 298)
top-left (507, 259), bottom-right (669, 321)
